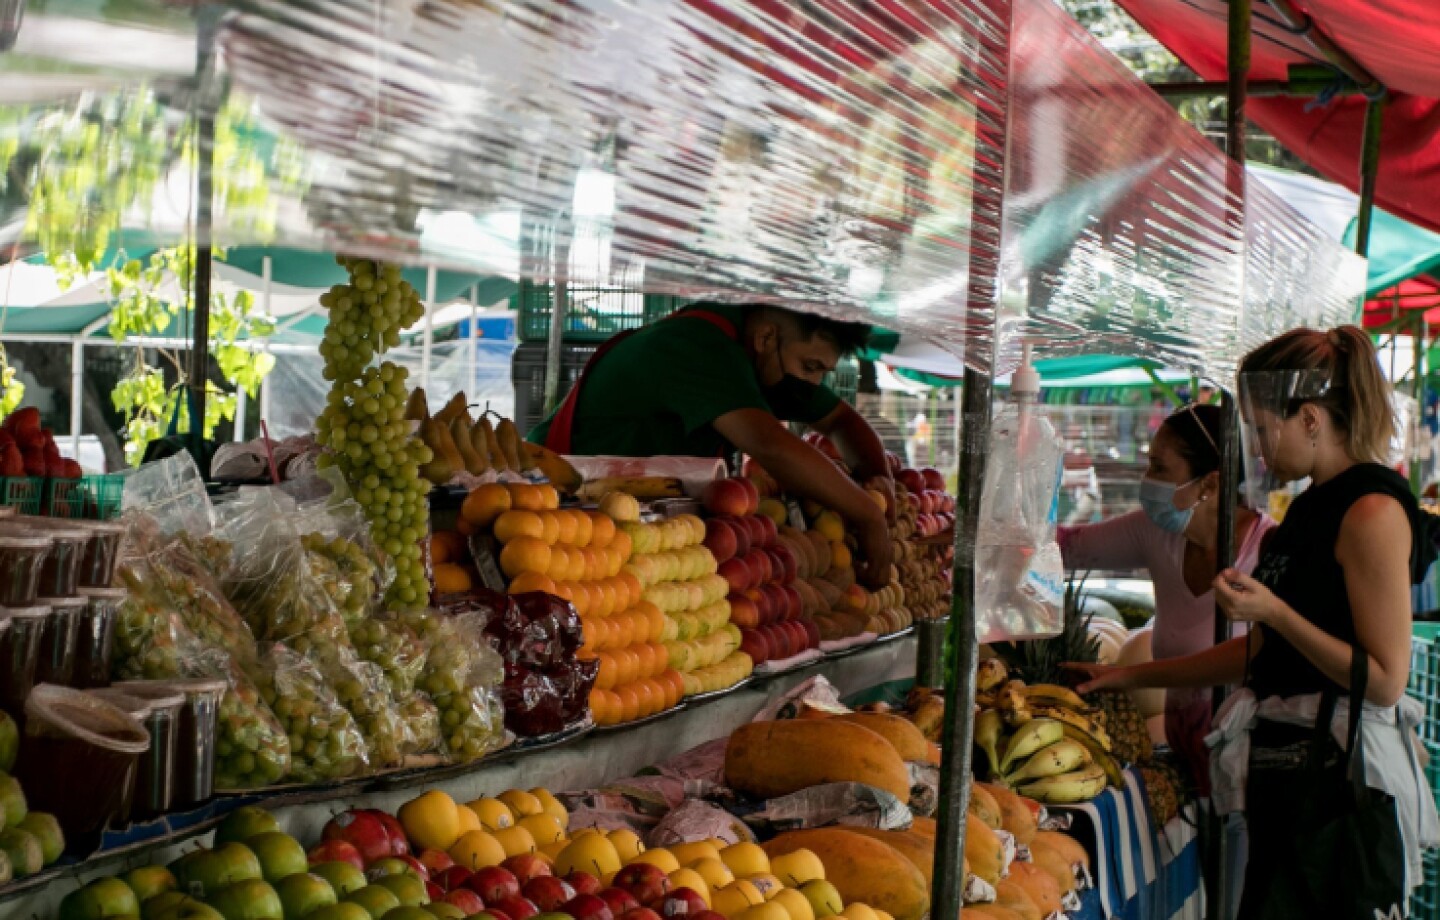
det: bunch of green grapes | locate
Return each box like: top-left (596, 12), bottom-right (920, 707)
top-left (303, 532), bottom-right (380, 628)
top-left (210, 660), bottom-right (292, 789)
top-left (314, 257), bottom-right (432, 610)
top-left (403, 610), bottom-right (505, 763)
top-left (349, 616), bottom-right (429, 698)
top-left (306, 642), bottom-right (408, 770)
top-left (253, 644), bottom-right (368, 784)
top-left (396, 691), bottom-right (443, 756)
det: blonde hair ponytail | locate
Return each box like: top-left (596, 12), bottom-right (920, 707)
top-left (1239, 325), bottom-right (1393, 463)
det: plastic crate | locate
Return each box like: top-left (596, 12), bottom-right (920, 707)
top-left (1410, 626), bottom-right (1440, 919)
top-left (516, 281), bottom-right (687, 343)
top-left (511, 341), bottom-right (599, 435)
top-left (44, 475), bottom-right (124, 520)
top-left (826, 356), bottom-right (860, 405)
top-left (0, 476), bottom-right (42, 514)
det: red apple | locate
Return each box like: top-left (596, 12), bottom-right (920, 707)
top-left (437, 866), bottom-right (475, 893)
top-left (494, 897), bottom-right (541, 920)
top-left (735, 477), bottom-right (760, 515)
top-left (563, 894), bottom-right (615, 920)
top-left (703, 519), bottom-right (738, 564)
top-left (308, 840), bottom-right (365, 872)
top-left (566, 873), bottom-right (602, 897)
top-left (800, 618), bottom-right (821, 650)
top-left (761, 584), bottom-right (789, 622)
top-left (427, 881), bottom-right (446, 902)
top-left (399, 855), bottom-right (430, 880)
top-left (743, 588), bottom-right (772, 624)
top-left (445, 889), bottom-right (487, 914)
top-left (419, 849), bottom-right (456, 876)
top-left (503, 855), bottom-right (554, 885)
top-left (726, 518), bottom-right (752, 558)
top-left (784, 622), bottom-right (810, 653)
top-left (613, 865), bottom-right (669, 905)
top-left (523, 876), bottom-right (576, 911)
top-left (747, 549), bottom-right (775, 585)
top-left (598, 888), bottom-right (641, 917)
top-left (654, 889), bottom-right (708, 919)
top-left (728, 594), bottom-right (761, 629)
top-left (921, 467), bottom-right (945, 491)
top-left (718, 557), bottom-right (754, 595)
top-left (470, 867), bottom-right (522, 903)
top-left (475, 912), bottom-right (514, 920)
top-left (702, 479), bottom-right (752, 517)
top-left (363, 810), bottom-right (411, 857)
top-left (738, 629), bottom-right (770, 664)
top-left (322, 810), bottom-right (394, 865)
top-left (763, 625), bottom-right (792, 660)
top-left (620, 909), bottom-right (664, 920)
top-left (768, 544), bottom-right (798, 584)
top-left (898, 469), bottom-right (926, 495)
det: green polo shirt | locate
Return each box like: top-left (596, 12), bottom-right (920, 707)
top-left (529, 305), bottom-right (840, 457)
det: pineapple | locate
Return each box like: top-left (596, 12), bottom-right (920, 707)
top-left (1090, 689), bottom-right (1152, 765)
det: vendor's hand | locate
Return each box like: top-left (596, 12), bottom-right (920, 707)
top-left (856, 513), bottom-right (896, 591)
top-left (1214, 569), bottom-right (1286, 628)
top-left (1062, 662), bottom-right (1135, 694)
top-left (864, 475), bottom-right (898, 524)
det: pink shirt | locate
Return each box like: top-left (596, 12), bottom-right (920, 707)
top-left (1059, 510), bottom-right (1276, 790)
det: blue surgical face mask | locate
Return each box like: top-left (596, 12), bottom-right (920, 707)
top-left (1139, 476), bottom-right (1200, 534)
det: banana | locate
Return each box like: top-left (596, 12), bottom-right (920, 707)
top-left (998, 718), bottom-right (1063, 773)
top-left (1017, 764), bottom-right (1108, 804)
top-left (578, 476), bottom-right (686, 500)
top-left (1020, 684), bottom-right (1088, 711)
top-left (975, 708), bottom-right (1004, 777)
top-left (404, 388), bottom-right (430, 422)
top-left (976, 657), bottom-right (1009, 692)
top-left (479, 417), bottom-right (507, 472)
top-left (995, 682), bottom-right (1030, 724)
top-left (495, 418), bottom-right (524, 470)
top-left (1002, 739), bottom-right (1091, 785)
top-left (1059, 723), bottom-right (1126, 788)
top-left (522, 441), bottom-right (584, 494)
top-left (1028, 705), bottom-right (1112, 752)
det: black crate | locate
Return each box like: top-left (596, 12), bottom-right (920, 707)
top-left (516, 281), bottom-right (687, 343)
top-left (511, 342), bottom-right (599, 435)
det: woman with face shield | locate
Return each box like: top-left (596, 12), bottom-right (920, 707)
top-left (1058, 403), bottom-right (1277, 792)
top-left (1069, 326), bottom-right (1440, 917)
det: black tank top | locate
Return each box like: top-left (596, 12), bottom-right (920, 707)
top-left (1247, 463), bottom-right (1431, 699)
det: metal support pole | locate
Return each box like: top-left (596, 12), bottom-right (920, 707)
top-left (189, 6), bottom-right (220, 466)
top-left (422, 266), bottom-right (437, 390)
top-left (258, 255), bottom-right (272, 431)
top-left (1413, 315), bottom-right (1425, 497)
top-left (1355, 96), bottom-right (1386, 258)
top-left (469, 284), bottom-right (480, 395)
top-left (69, 316), bottom-right (108, 457)
top-left (543, 248), bottom-right (570, 416)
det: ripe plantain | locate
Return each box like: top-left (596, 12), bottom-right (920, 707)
top-left (1057, 723), bottom-right (1125, 787)
top-left (1019, 684), bottom-right (1087, 711)
top-left (1003, 739), bottom-right (1091, 785)
top-left (974, 708), bottom-right (1004, 777)
top-left (1017, 764), bottom-right (1108, 804)
top-left (998, 718), bottom-right (1063, 773)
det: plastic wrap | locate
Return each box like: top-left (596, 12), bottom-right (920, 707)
top-left (252, 642), bottom-right (369, 783)
top-left (349, 614), bottom-right (430, 699)
top-left (483, 590), bottom-right (596, 737)
top-left (402, 608), bottom-right (506, 763)
top-left (295, 493), bottom-right (394, 629)
top-left (395, 691), bottom-right (444, 758)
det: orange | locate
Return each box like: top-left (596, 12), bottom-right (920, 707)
top-left (430, 531), bottom-right (466, 565)
top-left (500, 536), bottom-right (552, 578)
top-left (595, 651), bottom-right (618, 690)
top-left (633, 680), bottom-right (658, 719)
top-left (610, 529), bottom-right (633, 562)
top-left (552, 511), bottom-right (578, 546)
top-left (594, 581), bottom-right (619, 619)
top-left (579, 624), bottom-right (597, 653)
top-left (550, 580), bottom-right (576, 603)
top-left (494, 510), bottom-right (544, 543)
top-left (589, 513), bottom-right (616, 549)
top-left (617, 572), bottom-right (643, 610)
top-left (572, 511), bottom-right (594, 548)
top-left (640, 603), bottom-right (666, 643)
top-left (568, 582), bottom-right (591, 616)
top-left (568, 546), bottom-right (589, 582)
top-left (661, 669), bottom-right (686, 707)
top-left (433, 563), bottom-right (474, 594)
top-left (642, 643), bottom-right (666, 679)
top-left (545, 545), bottom-right (570, 580)
top-left (508, 571), bottom-right (557, 595)
top-left (508, 483), bottom-right (546, 512)
top-left (535, 511), bottom-right (560, 546)
top-left (456, 516), bottom-right (477, 537)
top-left (589, 688), bottom-right (616, 725)
top-left (615, 684), bottom-right (642, 723)
top-left (617, 647), bottom-right (642, 686)
top-left (462, 483), bottom-right (512, 527)
top-left (538, 484), bottom-right (561, 510)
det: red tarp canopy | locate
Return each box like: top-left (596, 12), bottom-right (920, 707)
top-left (1366, 277), bottom-right (1440, 332)
top-left (1113, 0), bottom-right (1440, 234)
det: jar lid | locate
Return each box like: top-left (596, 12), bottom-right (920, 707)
top-left (85, 688), bottom-right (155, 721)
top-left (0, 604), bottom-right (52, 619)
top-left (35, 596), bottom-right (87, 611)
top-left (79, 587), bottom-right (127, 600)
top-left (10, 518), bottom-right (91, 541)
top-left (118, 677), bottom-right (229, 697)
top-left (108, 681), bottom-right (186, 709)
top-left (18, 516), bottom-right (123, 536)
top-left (25, 685), bottom-right (149, 753)
top-left (0, 532), bottom-right (53, 549)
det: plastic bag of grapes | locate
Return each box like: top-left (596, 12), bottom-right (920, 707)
top-left (401, 609), bottom-right (506, 763)
top-left (349, 614), bottom-right (429, 698)
top-left (250, 643), bottom-right (369, 784)
top-left (395, 690), bottom-right (443, 758)
top-left (302, 642), bottom-right (409, 771)
top-left (296, 495), bottom-right (394, 629)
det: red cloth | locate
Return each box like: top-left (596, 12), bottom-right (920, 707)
top-left (1114, 0), bottom-right (1440, 234)
top-left (1364, 278), bottom-right (1440, 329)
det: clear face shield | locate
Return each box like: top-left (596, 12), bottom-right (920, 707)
top-left (1236, 370), bottom-right (1335, 513)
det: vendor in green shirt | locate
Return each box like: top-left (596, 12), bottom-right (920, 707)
top-left (532, 303), bottom-right (896, 588)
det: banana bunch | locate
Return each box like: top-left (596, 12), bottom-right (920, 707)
top-left (408, 390), bottom-right (582, 492)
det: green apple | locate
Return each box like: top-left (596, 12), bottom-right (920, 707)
top-left (343, 886), bottom-right (401, 920)
top-left (59, 878), bottom-right (141, 920)
top-left (364, 859), bottom-right (414, 882)
top-left (275, 872), bottom-right (337, 919)
top-left (0, 772), bottom-right (28, 827)
top-left (373, 875), bottom-right (428, 908)
top-left (0, 849), bottom-right (12, 884)
top-left (0, 711), bottom-right (16, 772)
top-left (379, 909), bottom-right (435, 920)
top-left (214, 808), bottom-right (280, 846)
top-left (310, 862), bottom-right (367, 898)
top-left (19, 811), bottom-right (65, 865)
top-left (141, 892), bottom-right (193, 920)
top-left (799, 880), bottom-right (843, 919)
top-left (125, 867), bottom-right (179, 904)
top-left (205, 879), bottom-right (283, 920)
top-left (0, 828), bottom-right (44, 876)
top-left (422, 905), bottom-right (464, 920)
top-left (176, 845), bottom-right (263, 900)
top-left (306, 905), bottom-right (373, 920)
top-left (247, 832), bottom-right (308, 884)
top-left (144, 895), bottom-right (225, 920)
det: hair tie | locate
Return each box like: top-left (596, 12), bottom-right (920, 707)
top-left (1327, 328), bottom-right (1344, 349)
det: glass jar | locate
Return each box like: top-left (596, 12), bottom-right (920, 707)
top-left (0, 604), bottom-right (49, 720)
top-left (74, 587), bottom-right (124, 689)
top-left (34, 596), bottom-right (84, 686)
top-left (0, 532), bottom-right (54, 606)
top-left (33, 524), bottom-right (91, 598)
top-left (117, 678), bottom-right (225, 807)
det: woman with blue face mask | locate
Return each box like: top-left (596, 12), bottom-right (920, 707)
top-left (1058, 403), bottom-right (1278, 792)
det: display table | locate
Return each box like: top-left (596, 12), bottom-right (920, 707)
top-left (1061, 770), bottom-right (1203, 920)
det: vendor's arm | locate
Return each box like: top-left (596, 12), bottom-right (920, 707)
top-left (1214, 494), bottom-right (1411, 706)
top-left (1057, 512), bottom-right (1148, 572)
top-left (810, 402), bottom-right (895, 520)
top-left (714, 408), bottom-right (894, 589)
top-left (1067, 633), bottom-right (1256, 693)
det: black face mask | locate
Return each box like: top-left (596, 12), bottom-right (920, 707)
top-left (762, 373), bottom-right (822, 420)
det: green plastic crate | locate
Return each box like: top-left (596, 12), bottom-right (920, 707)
top-left (44, 475), bottom-right (124, 520)
top-left (516, 281), bottom-right (686, 342)
top-left (825, 356), bottom-right (860, 405)
top-left (1409, 627), bottom-right (1440, 919)
top-left (0, 476), bottom-right (42, 514)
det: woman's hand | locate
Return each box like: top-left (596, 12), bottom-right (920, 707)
top-left (1214, 569), bottom-right (1289, 628)
top-left (1061, 662), bottom-right (1135, 694)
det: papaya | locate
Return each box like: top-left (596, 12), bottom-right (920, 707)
top-left (762, 828), bottom-right (929, 920)
top-left (908, 816), bottom-right (935, 839)
top-left (976, 782), bottom-right (1036, 844)
top-left (962, 907), bottom-right (1024, 920)
top-left (968, 783), bottom-right (1002, 830)
top-left (833, 827), bottom-right (934, 889)
top-left (964, 813), bottom-right (1004, 886)
top-left (1007, 862), bottom-right (1062, 916)
top-left (832, 712), bottom-right (931, 763)
top-left (992, 880), bottom-right (1042, 920)
top-left (925, 742), bottom-right (941, 765)
top-left (1032, 830), bottom-right (1089, 871)
top-left (1028, 844), bottom-right (1078, 894)
top-left (725, 720), bottom-right (911, 803)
